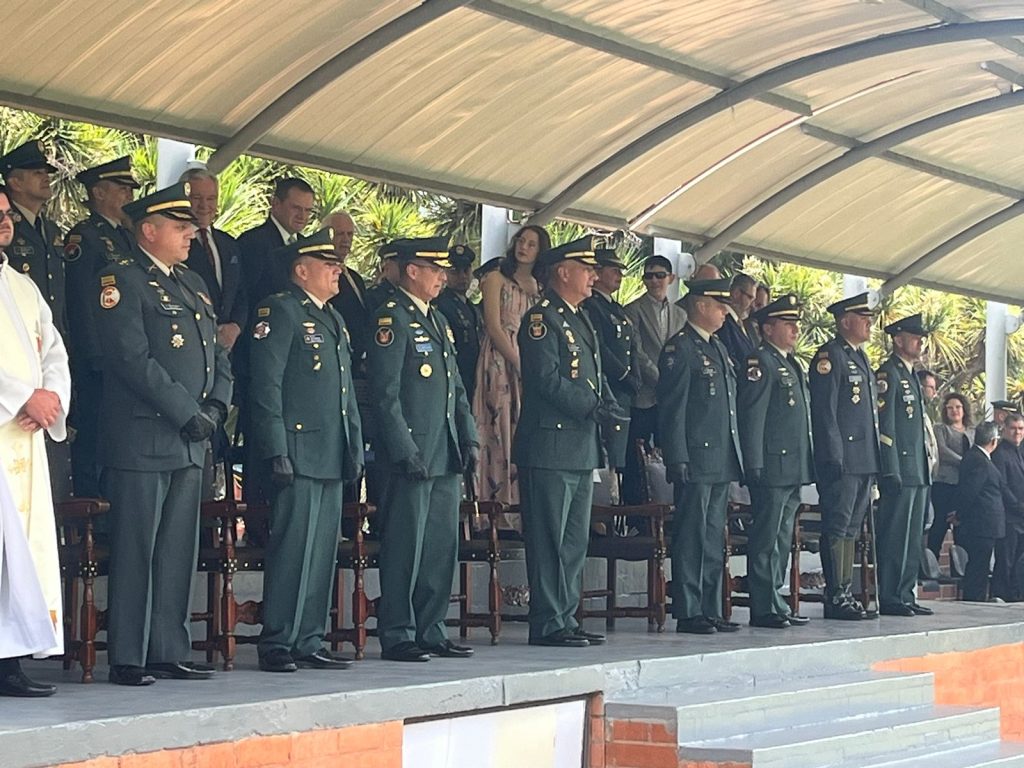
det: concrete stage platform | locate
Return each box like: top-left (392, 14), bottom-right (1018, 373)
top-left (4, 602), bottom-right (1024, 768)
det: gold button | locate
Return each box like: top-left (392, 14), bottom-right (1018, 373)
top-left (342, 387), bottom-right (346, 394)
top-left (313, 343), bottom-right (320, 349)
top-left (342, 410), bottom-right (346, 416)
top-left (206, 367), bottom-right (210, 372)
top-left (556, 423), bottom-right (562, 429)
top-left (195, 313), bottom-right (201, 320)
top-left (296, 423), bottom-right (303, 430)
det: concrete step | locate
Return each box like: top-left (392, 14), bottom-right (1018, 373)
top-left (607, 670), bottom-right (935, 741)
top-left (854, 741), bottom-right (1024, 767)
top-left (678, 704), bottom-right (1001, 768)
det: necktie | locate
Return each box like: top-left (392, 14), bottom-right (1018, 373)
top-left (288, 233), bottom-right (298, 245)
top-left (35, 215), bottom-right (45, 242)
top-left (343, 268), bottom-right (364, 307)
top-left (198, 228), bottom-right (221, 286)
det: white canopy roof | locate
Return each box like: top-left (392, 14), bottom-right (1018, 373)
top-left (4, 0), bottom-right (1023, 301)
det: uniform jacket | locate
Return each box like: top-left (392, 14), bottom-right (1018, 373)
top-left (248, 283), bottom-right (363, 481)
top-left (184, 227), bottom-right (247, 330)
top-left (9, 204), bottom-right (66, 333)
top-left (738, 343), bottom-right (814, 487)
top-left (716, 310), bottom-right (757, 374)
top-left (328, 267), bottom-right (371, 367)
top-left (513, 293), bottom-right (616, 472)
top-left (992, 440), bottom-right (1024, 520)
top-left (583, 290), bottom-right (639, 467)
top-left (957, 446), bottom-right (1005, 539)
top-left (657, 324), bottom-right (743, 483)
top-left (237, 218), bottom-right (286, 309)
top-left (368, 291), bottom-right (477, 477)
top-left (623, 293), bottom-right (685, 409)
top-left (434, 286), bottom-right (481, 403)
top-left (96, 256), bottom-right (233, 471)
top-left (808, 336), bottom-right (881, 477)
top-left (64, 212), bottom-right (136, 372)
top-left (876, 354), bottom-right (930, 487)
top-left (364, 278), bottom-right (398, 316)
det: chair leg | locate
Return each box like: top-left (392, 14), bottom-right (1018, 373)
top-left (352, 566), bottom-right (367, 661)
top-left (221, 569), bottom-right (237, 671)
top-left (205, 573), bottom-right (219, 664)
top-left (331, 568), bottom-right (344, 653)
top-left (62, 573), bottom-right (76, 671)
top-left (723, 527), bottom-right (733, 622)
top-left (789, 515), bottom-right (801, 616)
top-left (606, 557), bottom-right (617, 631)
top-left (80, 523), bottom-right (97, 684)
top-left (459, 562), bottom-right (471, 640)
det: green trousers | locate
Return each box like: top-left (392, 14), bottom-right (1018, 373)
top-left (877, 483), bottom-right (928, 608)
top-left (672, 481), bottom-right (730, 620)
top-left (103, 466), bottom-right (202, 667)
top-left (259, 477), bottom-right (343, 657)
top-left (747, 485), bottom-right (801, 618)
top-left (377, 472), bottom-right (459, 651)
top-left (519, 467), bottom-right (593, 640)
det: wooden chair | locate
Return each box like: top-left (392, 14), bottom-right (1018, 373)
top-left (445, 499), bottom-right (505, 644)
top-left (55, 497), bottom-right (110, 683)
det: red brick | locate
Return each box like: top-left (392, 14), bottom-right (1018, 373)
top-left (588, 740), bottom-right (606, 768)
top-left (589, 694), bottom-right (605, 717)
top-left (335, 723), bottom-right (390, 755)
top-left (589, 717), bottom-right (605, 745)
top-left (234, 735), bottom-right (291, 767)
top-left (649, 722), bottom-right (677, 743)
top-left (605, 742), bottom-right (678, 768)
top-left (119, 750), bottom-right (184, 768)
top-left (192, 742), bottom-right (236, 768)
top-left (292, 730), bottom-right (338, 761)
top-left (608, 720), bottom-right (650, 742)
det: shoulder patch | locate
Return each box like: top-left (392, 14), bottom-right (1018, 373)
top-left (746, 362), bottom-right (762, 382)
top-left (252, 320), bottom-right (270, 340)
top-left (375, 326), bottom-right (394, 346)
top-left (257, 306), bottom-right (270, 318)
top-left (528, 321), bottom-right (547, 340)
top-left (816, 359), bottom-right (832, 375)
top-left (99, 285), bottom-right (120, 309)
top-left (877, 377), bottom-right (889, 394)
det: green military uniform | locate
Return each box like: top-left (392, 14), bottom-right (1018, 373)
top-left (808, 292), bottom-right (881, 620)
top-left (97, 184), bottom-right (232, 680)
top-left (513, 236), bottom-right (626, 646)
top-left (875, 314), bottom-right (932, 614)
top-left (581, 249), bottom-right (638, 469)
top-left (364, 274), bottom-right (399, 315)
top-left (368, 238), bottom-right (478, 659)
top-left (64, 157), bottom-right (139, 497)
top-left (434, 245), bottom-right (481, 404)
top-left (248, 229), bottom-right (364, 666)
top-left (737, 295), bottom-right (813, 627)
top-left (658, 279), bottom-right (743, 632)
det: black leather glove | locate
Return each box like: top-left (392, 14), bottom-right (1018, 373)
top-left (879, 474), bottom-right (902, 496)
top-left (461, 445), bottom-right (480, 475)
top-left (180, 411), bottom-right (217, 442)
top-left (745, 467), bottom-right (764, 487)
top-left (200, 400), bottom-right (227, 429)
top-left (592, 400), bottom-right (630, 429)
top-left (268, 455), bottom-right (294, 489)
top-left (818, 462), bottom-right (843, 485)
top-left (400, 454), bottom-right (430, 481)
top-left (666, 462), bottom-right (689, 485)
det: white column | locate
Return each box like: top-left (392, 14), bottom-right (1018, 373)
top-left (653, 237), bottom-right (686, 302)
top-left (155, 138), bottom-right (196, 188)
top-left (985, 301), bottom-right (1009, 413)
top-left (481, 204), bottom-right (514, 264)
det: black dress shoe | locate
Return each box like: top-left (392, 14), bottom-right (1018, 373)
top-left (823, 600), bottom-right (863, 621)
top-left (676, 616), bottom-right (716, 635)
top-left (381, 642), bottom-right (431, 662)
top-left (259, 650), bottom-right (298, 673)
top-left (573, 628), bottom-right (606, 644)
top-left (786, 614), bottom-right (810, 626)
top-left (295, 649), bottom-right (353, 669)
top-left (146, 661), bottom-right (215, 680)
top-left (109, 665), bottom-right (157, 686)
top-left (708, 617), bottom-right (741, 633)
top-left (749, 614), bottom-right (790, 629)
top-left (879, 604), bottom-right (916, 617)
top-left (528, 630), bottom-right (589, 648)
top-left (0, 660), bottom-right (56, 697)
top-left (421, 640), bottom-right (474, 658)
top-left (909, 602), bottom-right (934, 616)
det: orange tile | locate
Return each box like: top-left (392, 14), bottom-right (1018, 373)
top-left (234, 735), bottom-right (291, 767)
top-left (192, 742), bottom-right (237, 768)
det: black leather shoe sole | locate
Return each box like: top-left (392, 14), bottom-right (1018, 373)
top-left (422, 644), bottom-right (474, 658)
top-left (879, 604), bottom-right (916, 617)
top-left (823, 606), bottom-right (864, 621)
top-left (258, 653), bottom-right (298, 673)
top-left (749, 615), bottom-right (790, 629)
top-left (528, 633), bottom-right (589, 648)
top-left (910, 603), bottom-right (934, 616)
top-left (381, 645), bottom-right (431, 662)
top-left (786, 614), bottom-right (810, 626)
top-left (295, 655), bottom-right (353, 670)
top-left (574, 630), bottom-right (606, 644)
top-left (676, 618), bottom-right (716, 635)
top-left (146, 663), bottom-right (215, 680)
top-left (109, 666), bottom-right (157, 686)
top-left (0, 678), bottom-right (56, 697)
top-left (709, 618), bottom-right (741, 633)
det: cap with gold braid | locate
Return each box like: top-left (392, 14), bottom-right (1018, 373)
top-left (383, 236), bottom-right (452, 268)
top-left (826, 290), bottom-right (881, 318)
top-left (752, 293), bottom-right (803, 324)
top-left (537, 235), bottom-right (601, 269)
top-left (594, 247), bottom-right (627, 269)
top-left (76, 156), bottom-right (140, 190)
top-left (448, 243), bottom-right (476, 270)
top-left (684, 277), bottom-right (732, 303)
top-left (273, 227), bottom-right (340, 264)
top-left (121, 182), bottom-right (197, 224)
top-left (0, 139), bottom-right (57, 177)
top-left (883, 313), bottom-right (928, 337)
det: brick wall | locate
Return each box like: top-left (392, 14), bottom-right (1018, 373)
top-left (53, 721), bottom-right (402, 768)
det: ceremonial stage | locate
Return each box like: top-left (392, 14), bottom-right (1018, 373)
top-left (4, 602), bottom-right (1024, 768)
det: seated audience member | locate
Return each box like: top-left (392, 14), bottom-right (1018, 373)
top-left (956, 421), bottom-right (1004, 602)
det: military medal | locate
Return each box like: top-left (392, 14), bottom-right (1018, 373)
top-left (788, 398), bottom-right (796, 407)
top-left (170, 334), bottom-right (185, 348)
top-left (253, 321), bottom-right (270, 339)
top-left (420, 363), bottom-right (433, 378)
top-left (852, 395), bottom-right (861, 404)
top-left (99, 285), bottom-right (120, 309)
top-left (375, 326), bottom-right (394, 346)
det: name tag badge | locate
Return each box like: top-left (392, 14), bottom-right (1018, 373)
top-left (304, 333), bottom-right (325, 344)
top-left (416, 342), bottom-right (434, 354)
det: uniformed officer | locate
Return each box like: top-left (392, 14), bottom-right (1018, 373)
top-left (876, 313), bottom-right (933, 616)
top-left (0, 140), bottom-right (66, 332)
top-left (514, 235), bottom-right (627, 647)
top-left (248, 228), bottom-right (364, 672)
top-left (97, 183), bottom-right (232, 685)
top-left (738, 295), bottom-right (813, 628)
top-left (991, 400), bottom-right (1020, 427)
top-left (64, 156), bottom-right (139, 497)
top-left (435, 244), bottom-right (482, 404)
top-left (364, 244), bottom-right (401, 314)
top-left (582, 248), bottom-right (638, 470)
top-left (808, 292), bottom-right (882, 620)
top-left (368, 237), bottom-right (479, 662)
top-left (659, 278), bottom-right (744, 635)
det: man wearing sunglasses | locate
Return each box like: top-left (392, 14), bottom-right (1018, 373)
top-left (622, 256), bottom-right (684, 504)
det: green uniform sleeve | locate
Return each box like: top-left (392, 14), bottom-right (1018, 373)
top-left (656, 339), bottom-right (692, 466)
top-left (738, 353), bottom-right (770, 473)
top-left (808, 348), bottom-right (842, 470)
top-left (518, 311), bottom-right (599, 421)
top-left (367, 312), bottom-right (420, 464)
top-left (876, 365), bottom-right (899, 481)
top-left (248, 298), bottom-right (291, 460)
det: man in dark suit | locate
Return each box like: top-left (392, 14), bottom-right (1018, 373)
top-left (435, 244), bottom-right (482, 405)
top-left (716, 272), bottom-right (758, 374)
top-left (659, 277), bottom-right (744, 635)
top-left (875, 313), bottom-right (933, 617)
top-left (738, 295), bottom-right (813, 629)
top-left (64, 157), bottom-right (139, 497)
top-left (368, 237), bottom-right (479, 662)
top-left (97, 183), bottom-right (232, 686)
top-left (809, 292), bottom-right (882, 620)
top-left (248, 228), bottom-right (363, 673)
top-left (514, 236), bottom-right (627, 648)
top-left (325, 210), bottom-right (370, 367)
top-left (582, 247), bottom-right (637, 471)
top-left (991, 412), bottom-right (1024, 601)
top-left (957, 421), bottom-right (1004, 601)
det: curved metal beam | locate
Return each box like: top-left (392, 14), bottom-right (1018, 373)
top-left (528, 19), bottom-right (1024, 226)
top-left (881, 199), bottom-right (1024, 295)
top-left (208, 0), bottom-right (472, 173)
top-left (692, 89), bottom-right (1024, 261)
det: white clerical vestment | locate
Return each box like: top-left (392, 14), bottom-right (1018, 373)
top-left (0, 256), bottom-right (70, 657)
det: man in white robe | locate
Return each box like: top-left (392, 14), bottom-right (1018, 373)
top-left (0, 184), bottom-right (69, 697)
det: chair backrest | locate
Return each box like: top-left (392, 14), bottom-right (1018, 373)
top-left (641, 441), bottom-right (673, 505)
top-left (919, 548), bottom-right (941, 581)
top-left (949, 544), bottom-right (969, 579)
